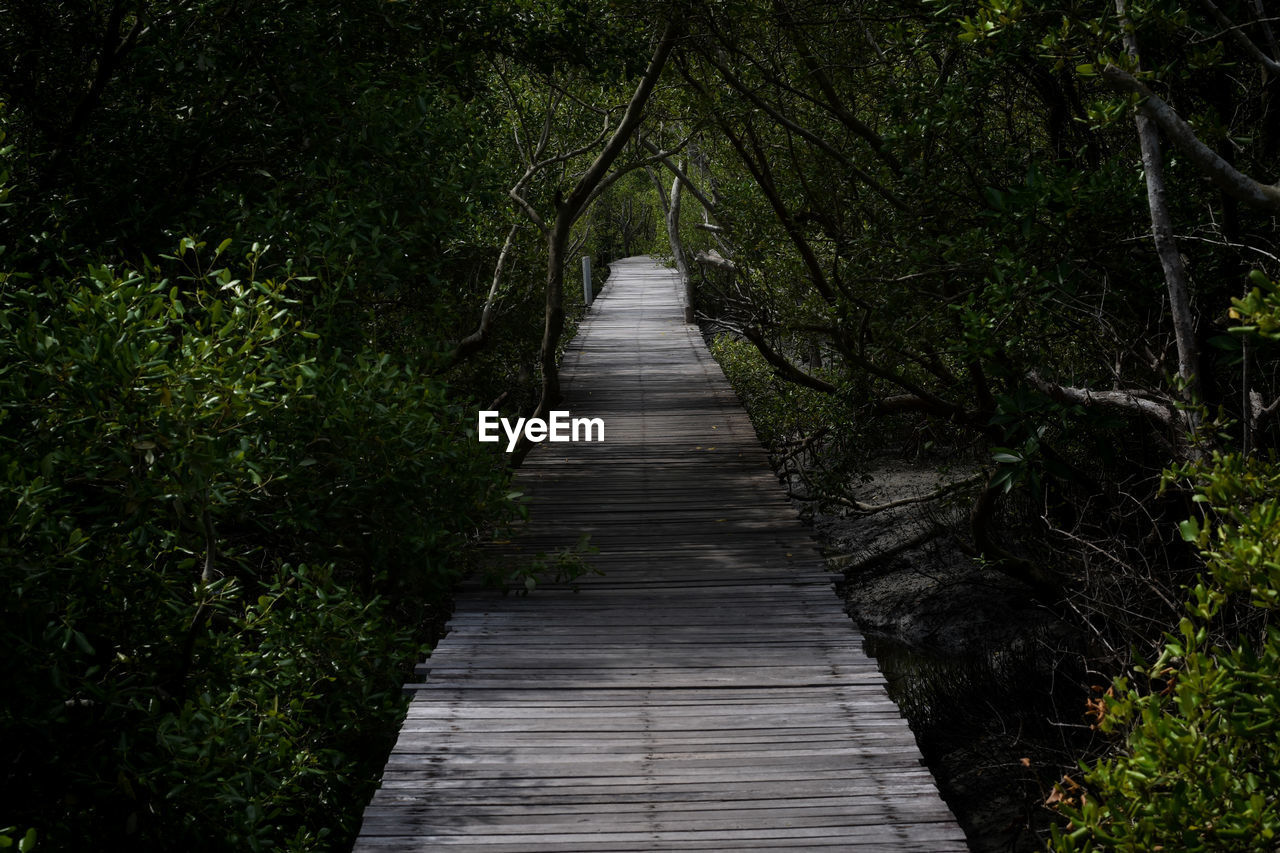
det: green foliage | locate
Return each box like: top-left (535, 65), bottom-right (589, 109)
top-left (104, 566), bottom-right (412, 851)
top-left (0, 828), bottom-right (37, 852)
top-left (1050, 456), bottom-right (1280, 851)
top-left (0, 248), bottom-right (511, 848)
top-left (709, 333), bottom-right (847, 448)
top-left (1231, 271), bottom-right (1280, 341)
top-left (1049, 454), bottom-right (1280, 851)
top-left (1048, 280), bottom-right (1280, 850)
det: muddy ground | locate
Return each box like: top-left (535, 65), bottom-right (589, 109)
top-left (788, 452), bottom-right (1096, 852)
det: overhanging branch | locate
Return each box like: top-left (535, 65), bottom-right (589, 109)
top-left (741, 326), bottom-right (837, 393)
top-left (1101, 64), bottom-right (1280, 212)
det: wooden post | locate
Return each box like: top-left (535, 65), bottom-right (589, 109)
top-left (582, 255), bottom-right (593, 307)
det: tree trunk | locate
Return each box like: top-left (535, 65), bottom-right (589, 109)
top-left (668, 168), bottom-right (694, 322)
top-left (1133, 89), bottom-right (1202, 409)
top-left (1115, 0), bottom-right (1201, 410)
top-left (650, 161), bottom-right (694, 321)
top-left (537, 210), bottom-right (570, 419)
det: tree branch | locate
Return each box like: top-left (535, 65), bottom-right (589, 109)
top-left (1100, 64), bottom-right (1280, 212)
top-left (640, 136), bottom-right (720, 216)
top-left (1253, 390), bottom-right (1280, 427)
top-left (1105, 3), bottom-right (1202, 406)
top-left (577, 138), bottom-right (694, 214)
top-left (702, 50), bottom-right (907, 210)
top-left (508, 187), bottom-right (548, 233)
top-left (1026, 371), bottom-right (1177, 426)
top-left (715, 115), bottom-right (838, 304)
top-left (872, 393), bottom-right (965, 419)
top-left (1196, 0), bottom-right (1280, 74)
top-left (772, 0), bottom-right (902, 174)
top-left (741, 326), bottom-right (838, 393)
top-left (694, 249), bottom-right (737, 272)
top-left (561, 18), bottom-right (680, 219)
top-left (450, 223), bottom-right (522, 366)
top-left (1253, 0), bottom-right (1280, 62)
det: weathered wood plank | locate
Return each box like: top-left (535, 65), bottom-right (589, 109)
top-left (355, 257), bottom-right (965, 851)
top-left (371, 772), bottom-right (950, 798)
top-left (367, 779), bottom-right (950, 806)
top-left (354, 819), bottom-right (970, 848)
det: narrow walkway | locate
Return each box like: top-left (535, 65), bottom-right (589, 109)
top-left (355, 257), bottom-right (966, 851)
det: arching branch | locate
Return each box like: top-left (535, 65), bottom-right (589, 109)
top-left (701, 49), bottom-right (906, 211)
top-left (1101, 64), bottom-right (1280, 212)
top-left (740, 326), bottom-right (837, 393)
top-left (640, 137), bottom-right (720, 217)
top-left (449, 223), bottom-right (523, 367)
top-left (1195, 0), bottom-right (1280, 74)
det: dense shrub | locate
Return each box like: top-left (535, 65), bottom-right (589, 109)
top-left (1051, 453), bottom-right (1280, 851)
top-left (0, 246), bottom-right (511, 849)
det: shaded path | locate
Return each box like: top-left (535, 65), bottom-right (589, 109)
top-left (355, 256), bottom-right (966, 851)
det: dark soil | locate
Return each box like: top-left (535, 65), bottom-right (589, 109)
top-left (791, 452), bottom-right (1098, 852)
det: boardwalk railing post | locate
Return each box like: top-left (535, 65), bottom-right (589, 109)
top-left (582, 255), bottom-right (593, 307)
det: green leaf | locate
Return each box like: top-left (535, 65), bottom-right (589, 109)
top-left (73, 630), bottom-right (96, 655)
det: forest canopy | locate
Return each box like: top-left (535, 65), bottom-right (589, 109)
top-left (3, 0), bottom-right (1280, 849)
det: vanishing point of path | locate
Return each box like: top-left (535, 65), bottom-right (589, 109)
top-left (355, 256), bottom-right (967, 851)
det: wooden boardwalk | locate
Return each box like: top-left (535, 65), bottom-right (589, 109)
top-left (355, 257), bottom-right (967, 851)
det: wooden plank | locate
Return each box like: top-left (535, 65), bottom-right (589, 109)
top-left (355, 257), bottom-right (965, 851)
top-left (354, 838), bottom-right (966, 852)
top-left (354, 820), bottom-right (969, 846)
top-left (388, 734), bottom-right (913, 750)
top-left (357, 809), bottom-right (961, 835)
top-left (362, 790), bottom-right (947, 811)
top-left (396, 715), bottom-right (912, 732)
top-left (371, 773), bottom-right (950, 798)
top-left (367, 779), bottom-right (950, 806)
top-left (400, 700), bottom-right (908, 713)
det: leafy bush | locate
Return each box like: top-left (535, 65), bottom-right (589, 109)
top-left (98, 566), bottom-right (411, 851)
top-left (1051, 451), bottom-right (1280, 851)
top-left (0, 245), bottom-right (511, 849)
